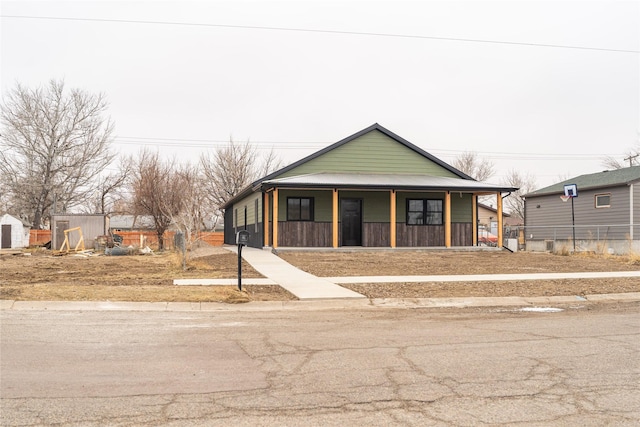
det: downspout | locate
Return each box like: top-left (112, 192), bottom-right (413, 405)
top-left (474, 195), bottom-right (479, 246)
top-left (630, 184), bottom-right (634, 240)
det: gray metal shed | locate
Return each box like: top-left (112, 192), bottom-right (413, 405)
top-left (51, 214), bottom-right (108, 251)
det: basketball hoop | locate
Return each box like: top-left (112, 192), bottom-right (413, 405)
top-left (560, 195), bottom-right (571, 202)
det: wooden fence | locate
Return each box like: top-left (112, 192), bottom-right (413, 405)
top-left (30, 229), bottom-right (51, 246)
top-left (112, 231), bottom-right (224, 249)
top-left (29, 229), bottom-right (223, 249)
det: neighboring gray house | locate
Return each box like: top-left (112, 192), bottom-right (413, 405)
top-left (0, 213), bottom-right (30, 249)
top-left (51, 214), bottom-right (108, 251)
top-left (523, 166), bottom-right (640, 254)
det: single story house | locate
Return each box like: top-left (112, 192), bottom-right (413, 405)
top-left (478, 202), bottom-right (521, 229)
top-left (0, 213), bottom-right (30, 249)
top-left (223, 124), bottom-right (518, 249)
top-left (51, 214), bottom-right (108, 251)
top-left (523, 165), bottom-right (640, 254)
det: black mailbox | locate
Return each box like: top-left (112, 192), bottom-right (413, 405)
top-left (236, 230), bottom-right (250, 246)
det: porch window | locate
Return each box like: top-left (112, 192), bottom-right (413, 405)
top-left (287, 197), bottom-right (314, 221)
top-left (595, 193), bottom-right (610, 208)
top-left (407, 199), bottom-right (443, 225)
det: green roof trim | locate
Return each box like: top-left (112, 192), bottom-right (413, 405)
top-left (524, 166), bottom-right (640, 197)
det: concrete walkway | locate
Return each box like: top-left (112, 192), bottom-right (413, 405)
top-left (223, 246), bottom-right (366, 300)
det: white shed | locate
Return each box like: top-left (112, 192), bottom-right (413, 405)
top-left (0, 213), bottom-right (30, 249)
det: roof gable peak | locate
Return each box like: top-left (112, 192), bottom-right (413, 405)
top-left (257, 123), bottom-right (473, 184)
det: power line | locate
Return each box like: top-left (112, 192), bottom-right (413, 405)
top-left (2, 14), bottom-right (638, 54)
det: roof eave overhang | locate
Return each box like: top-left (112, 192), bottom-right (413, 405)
top-left (523, 181), bottom-right (631, 199)
top-left (261, 182), bottom-right (517, 193)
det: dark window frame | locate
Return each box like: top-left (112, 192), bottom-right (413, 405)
top-left (595, 193), bottom-right (611, 208)
top-left (287, 197), bottom-right (315, 221)
top-left (406, 198), bottom-right (443, 225)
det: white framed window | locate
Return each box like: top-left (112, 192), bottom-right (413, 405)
top-left (595, 193), bottom-right (610, 208)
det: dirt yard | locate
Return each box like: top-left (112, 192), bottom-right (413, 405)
top-left (1, 247), bottom-right (638, 302)
top-left (278, 250), bottom-right (640, 299)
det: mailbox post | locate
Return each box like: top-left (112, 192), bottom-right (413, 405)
top-left (236, 230), bottom-right (250, 291)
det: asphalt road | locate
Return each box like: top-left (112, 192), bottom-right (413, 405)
top-left (1, 303), bottom-right (639, 426)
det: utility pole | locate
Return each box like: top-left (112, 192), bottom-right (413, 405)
top-left (623, 154), bottom-right (639, 167)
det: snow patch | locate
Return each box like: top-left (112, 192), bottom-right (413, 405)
top-left (519, 307), bottom-right (564, 313)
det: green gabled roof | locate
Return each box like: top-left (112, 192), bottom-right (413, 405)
top-left (261, 123), bottom-right (474, 181)
top-left (524, 165), bottom-right (640, 197)
top-left (223, 124), bottom-right (480, 209)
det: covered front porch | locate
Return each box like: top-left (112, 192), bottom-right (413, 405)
top-left (261, 174), bottom-right (509, 249)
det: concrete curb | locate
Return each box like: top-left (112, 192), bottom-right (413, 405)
top-left (2, 293), bottom-right (639, 312)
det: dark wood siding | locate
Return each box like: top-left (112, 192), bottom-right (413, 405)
top-left (452, 223), bottom-right (473, 246)
top-left (362, 223), bottom-right (390, 247)
top-left (396, 224), bottom-right (445, 246)
top-left (278, 221), bottom-right (332, 247)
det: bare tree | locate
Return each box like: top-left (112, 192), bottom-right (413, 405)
top-left (200, 139), bottom-right (282, 213)
top-left (602, 145), bottom-right (640, 169)
top-left (81, 156), bottom-right (133, 215)
top-left (130, 149), bottom-right (183, 250)
top-left (502, 169), bottom-right (537, 223)
top-left (452, 151), bottom-right (495, 182)
top-left (0, 79), bottom-right (115, 228)
top-left (168, 163), bottom-right (208, 244)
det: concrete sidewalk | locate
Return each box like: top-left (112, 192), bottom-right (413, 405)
top-left (329, 270), bottom-right (640, 283)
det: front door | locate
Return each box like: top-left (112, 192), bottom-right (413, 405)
top-left (341, 199), bottom-right (362, 246)
top-left (1, 224), bottom-right (11, 248)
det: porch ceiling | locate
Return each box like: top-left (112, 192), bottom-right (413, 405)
top-left (262, 172), bottom-right (518, 193)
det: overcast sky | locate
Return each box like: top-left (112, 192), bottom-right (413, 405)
top-left (1, 0), bottom-right (638, 189)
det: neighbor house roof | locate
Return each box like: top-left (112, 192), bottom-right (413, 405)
top-left (524, 166), bottom-right (640, 198)
top-left (0, 213), bottom-right (31, 227)
top-left (477, 202), bottom-right (511, 217)
top-left (109, 215), bottom-right (156, 230)
top-left (262, 172), bottom-right (517, 193)
top-left (223, 124), bottom-right (517, 208)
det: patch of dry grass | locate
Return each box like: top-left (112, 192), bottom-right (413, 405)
top-left (0, 249), bottom-right (294, 303)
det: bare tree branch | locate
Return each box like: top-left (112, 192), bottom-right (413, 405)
top-left (129, 149), bottom-right (182, 250)
top-left (452, 151), bottom-right (495, 181)
top-left (602, 134), bottom-right (640, 169)
top-left (200, 139), bottom-right (282, 215)
top-left (0, 79), bottom-right (114, 228)
top-left (502, 169), bottom-right (537, 223)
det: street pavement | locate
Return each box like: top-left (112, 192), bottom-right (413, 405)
top-left (1, 304), bottom-right (639, 426)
